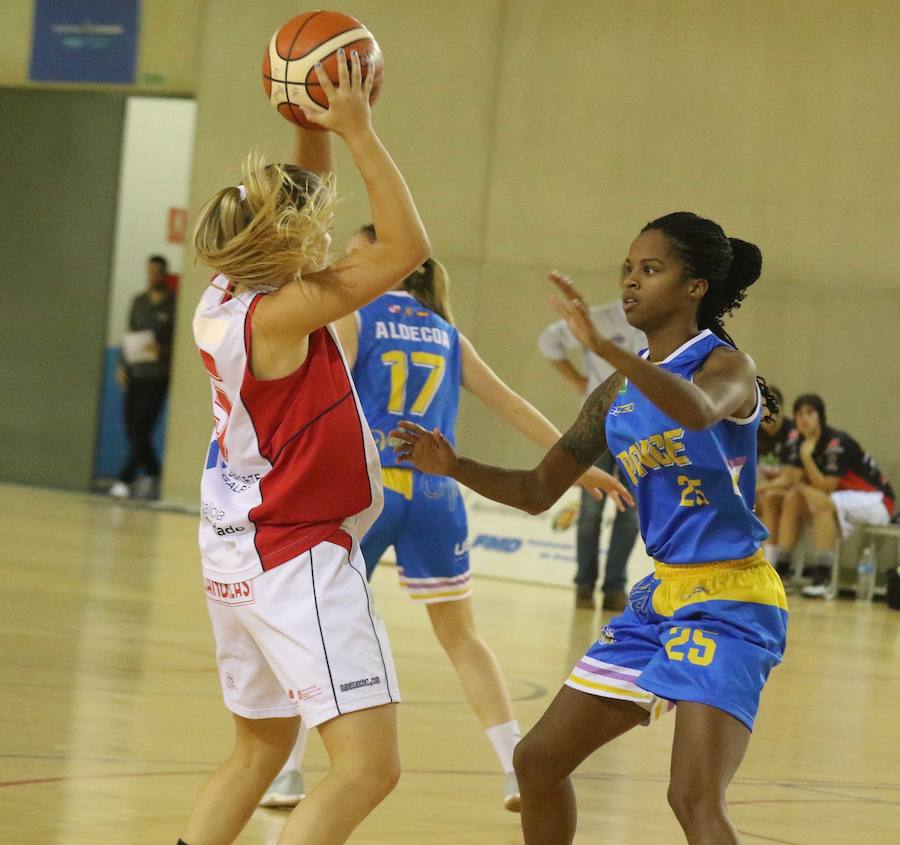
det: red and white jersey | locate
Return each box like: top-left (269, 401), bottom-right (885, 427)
top-left (192, 277), bottom-right (383, 582)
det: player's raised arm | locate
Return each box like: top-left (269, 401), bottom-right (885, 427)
top-left (459, 335), bottom-right (632, 508)
top-left (549, 271), bottom-right (758, 429)
top-left (260, 50), bottom-right (430, 337)
top-left (392, 372), bottom-right (625, 515)
top-left (292, 124), bottom-right (334, 177)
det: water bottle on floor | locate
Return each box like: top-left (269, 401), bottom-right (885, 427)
top-left (856, 546), bottom-right (877, 603)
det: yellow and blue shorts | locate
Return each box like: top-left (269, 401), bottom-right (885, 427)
top-left (361, 468), bottom-right (471, 603)
top-left (566, 549), bottom-right (788, 731)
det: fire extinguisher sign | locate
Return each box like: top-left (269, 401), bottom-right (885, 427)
top-left (168, 208), bottom-right (187, 243)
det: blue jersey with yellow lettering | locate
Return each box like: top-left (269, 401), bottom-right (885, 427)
top-left (605, 329), bottom-right (768, 565)
top-left (354, 291), bottom-right (461, 468)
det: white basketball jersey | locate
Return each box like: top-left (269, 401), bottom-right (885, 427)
top-left (192, 277), bottom-right (383, 582)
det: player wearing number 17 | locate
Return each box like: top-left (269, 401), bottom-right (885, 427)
top-left (392, 212), bottom-right (788, 845)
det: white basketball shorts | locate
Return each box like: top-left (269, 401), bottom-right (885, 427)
top-left (830, 490), bottom-right (890, 538)
top-left (205, 532), bottom-right (399, 726)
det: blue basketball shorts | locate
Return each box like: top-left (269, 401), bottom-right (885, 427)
top-left (566, 549), bottom-right (788, 730)
top-left (362, 468), bottom-right (471, 603)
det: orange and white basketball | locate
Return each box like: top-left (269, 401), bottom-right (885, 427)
top-left (262, 10), bottom-right (384, 129)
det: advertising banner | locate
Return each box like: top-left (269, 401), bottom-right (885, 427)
top-left (462, 488), bottom-right (653, 588)
top-left (29, 0), bottom-right (140, 84)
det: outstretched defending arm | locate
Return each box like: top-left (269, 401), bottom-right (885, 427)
top-left (391, 372), bottom-right (625, 515)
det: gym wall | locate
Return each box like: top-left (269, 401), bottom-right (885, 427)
top-left (0, 0), bottom-right (203, 93)
top-left (0, 1), bottom-right (204, 490)
top-left (161, 0), bottom-right (900, 506)
top-left (0, 89), bottom-right (125, 490)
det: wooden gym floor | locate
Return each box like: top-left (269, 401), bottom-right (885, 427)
top-left (1, 482), bottom-right (898, 844)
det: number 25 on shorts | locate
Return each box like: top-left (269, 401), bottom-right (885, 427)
top-left (665, 627), bottom-right (717, 666)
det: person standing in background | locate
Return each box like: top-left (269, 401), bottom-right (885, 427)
top-left (109, 255), bottom-right (176, 500)
top-left (538, 297), bottom-right (645, 610)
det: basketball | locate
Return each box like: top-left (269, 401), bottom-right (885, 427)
top-left (262, 11), bottom-right (383, 129)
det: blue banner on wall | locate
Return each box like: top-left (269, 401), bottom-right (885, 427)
top-left (29, 0), bottom-right (141, 84)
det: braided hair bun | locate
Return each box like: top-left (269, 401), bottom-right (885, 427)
top-left (725, 237), bottom-right (762, 292)
top-left (642, 212), bottom-right (777, 418)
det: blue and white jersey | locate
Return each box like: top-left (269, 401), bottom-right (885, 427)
top-left (354, 291), bottom-right (462, 469)
top-left (605, 330), bottom-right (768, 565)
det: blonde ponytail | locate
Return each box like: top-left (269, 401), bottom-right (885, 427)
top-left (193, 153), bottom-right (335, 291)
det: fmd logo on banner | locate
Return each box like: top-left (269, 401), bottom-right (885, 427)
top-left (29, 0), bottom-right (140, 84)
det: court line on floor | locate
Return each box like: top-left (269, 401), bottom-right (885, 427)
top-left (780, 781), bottom-right (894, 804)
top-left (572, 771), bottom-right (900, 791)
top-left (2, 762), bottom-right (897, 799)
top-left (0, 767), bottom-right (883, 845)
top-left (0, 770), bottom-right (857, 845)
top-left (735, 831), bottom-right (800, 845)
top-left (0, 753), bottom-right (215, 765)
top-left (729, 797), bottom-right (900, 807)
top-left (0, 770), bottom-right (210, 789)
top-left (1, 768), bottom-right (887, 845)
top-left (0, 677), bottom-right (549, 705)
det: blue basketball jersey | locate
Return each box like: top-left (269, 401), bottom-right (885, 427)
top-left (605, 329), bottom-right (768, 565)
top-left (354, 292), bottom-right (462, 468)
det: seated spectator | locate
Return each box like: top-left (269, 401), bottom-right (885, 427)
top-left (768, 394), bottom-right (895, 598)
top-left (757, 385), bottom-right (793, 478)
top-left (756, 385), bottom-right (795, 562)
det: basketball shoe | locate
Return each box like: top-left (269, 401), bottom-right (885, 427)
top-left (601, 591), bottom-right (628, 612)
top-left (259, 770), bottom-right (306, 808)
top-left (108, 481), bottom-right (130, 499)
top-left (575, 586), bottom-right (595, 610)
top-left (504, 771), bottom-right (520, 812)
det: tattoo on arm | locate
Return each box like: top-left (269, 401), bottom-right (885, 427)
top-left (558, 372), bottom-right (624, 466)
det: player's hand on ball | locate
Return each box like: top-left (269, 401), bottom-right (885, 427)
top-left (300, 48), bottom-right (374, 137)
top-left (577, 466), bottom-right (635, 511)
top-left (390, 421), bottom-right (458, 477)
top-left (548, 271), bottom-right (611, 357)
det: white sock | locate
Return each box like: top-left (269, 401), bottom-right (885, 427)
top-left (763, 543), bottom-right (776, 563)
top-left (277, 722), bottom-right (309, 777)
top-left (485, 720), bottom-right (521, 774)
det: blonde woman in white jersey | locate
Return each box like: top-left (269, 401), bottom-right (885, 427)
top-left (178, 53), bottom-right (428, 845)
